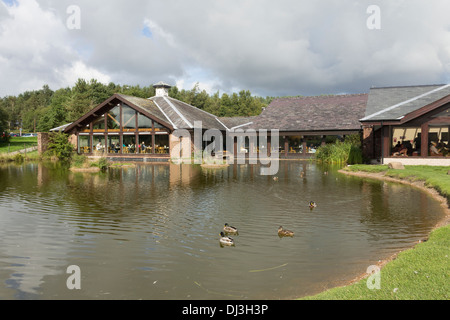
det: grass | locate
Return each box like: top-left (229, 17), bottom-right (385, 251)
top-left (70, 154), bottom-right (110, 171)
top-left (0, 150), bottom-right (41, 162)
top-left (302, 225), bottom-right (449, 300)
top-left (344, 165), bottom-right (450, 201)
top-left (302, 165), bottom-right (450, 300)
top-left (0, 137), bottom-right (38, 154)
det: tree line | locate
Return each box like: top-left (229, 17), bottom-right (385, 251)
top-left (0, 79), bottom-right (275, 134)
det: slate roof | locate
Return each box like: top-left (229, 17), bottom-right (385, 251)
top-left (149, 96), bottom-right (228, 130)
top-left (116, 94), bottom-right (170, 125)
top-left (249, 94), bottom-right (368, 132)
top-left (361, 84), bottom-right (450, 121)
top-left (64, 93), bottom-right (231, 134)
top-left (218, 116), bottom-right (257, 130)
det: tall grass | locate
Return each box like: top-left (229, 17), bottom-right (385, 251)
top-left (315, 135), bottom-right (363, 164)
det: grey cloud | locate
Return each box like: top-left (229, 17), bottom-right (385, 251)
top-left (1, 0), bottom-right (450, 97)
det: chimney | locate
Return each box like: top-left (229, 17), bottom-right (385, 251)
top-left (153, 81), bottom-right (171, 97)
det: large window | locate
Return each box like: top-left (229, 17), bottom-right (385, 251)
top-left (92, 115), bottom-right (105, 132)
top-left (80, 103), bottom-right (170, 155)
top-left (123, 135), bottom-right (137, 154)
top-left (78, 135), bottom-right (91, 154)
top-left (391, 127), bottom-right (421, 156)
top-left (288, 136), bottom-right (302, 153)
top-left (123, 105), bottom-right (137, 131)
top-left (138, 135), bottom-right (153, 154)
top-left (138, 113), bottom-right (152, 132)
top-left (107, 105), bottom-right (121, 132)
top-left (155, 134), bottom-right (169, 154)
top-left (428, 126), bottom-right (449, 156)
top-left (108, 135), bottom-right (120, 154)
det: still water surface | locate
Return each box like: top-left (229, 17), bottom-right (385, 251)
top-left (0, 162), bottom-right (446, 299)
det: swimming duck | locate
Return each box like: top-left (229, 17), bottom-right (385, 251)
top-left (224, 223), bottom-right (239, 235)
top-left (278, 226), bottom-right (294, 237)
top-left (309, 201), bottom-right (317, 209)
top-left (273, 176), bottom-right (279, 181)
top-left (219, 232), bottom-right (235, 246)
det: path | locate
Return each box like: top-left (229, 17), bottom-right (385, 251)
top-left (6, 146), bottom-right (38, 156)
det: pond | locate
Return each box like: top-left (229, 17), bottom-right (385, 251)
top-left (0, 161), bottom-right (446, 300)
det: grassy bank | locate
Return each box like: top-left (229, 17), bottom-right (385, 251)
top-left (301, 165), bottom-right (450, 300)
top-left (0, 150), bottom-right (41, 162)
top-left (345, 165), bottom-right (450, 201)
top-left (302, 225), bottom-right (449, 300)
top-left (0, 137), bottom-right (38, 154)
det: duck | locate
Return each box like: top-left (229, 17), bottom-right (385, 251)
top-left (224, 223), bottom-right (239, 235)
top-left (309, 201), bottom-right (317, 209)
top-left (219, 232), bottom-right (235, 246)
top-left (278, 226), bottom-right (294, 237)
top-left (273, 176), bottom-right (279, 181)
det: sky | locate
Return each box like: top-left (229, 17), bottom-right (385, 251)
top-left (0, 0), bottom-right (450, 98)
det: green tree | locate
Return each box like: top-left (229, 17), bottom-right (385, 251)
top-left (45, 131), bottom-right (74, 160)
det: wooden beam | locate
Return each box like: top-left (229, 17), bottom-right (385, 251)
top-left (421, 122), bottom-right (429, 157)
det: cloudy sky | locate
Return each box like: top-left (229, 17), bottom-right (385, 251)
top-left (1, 0), bottom-right (450, 98)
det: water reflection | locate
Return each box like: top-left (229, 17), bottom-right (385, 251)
top-left (0, 162), bottom-right (446, 299)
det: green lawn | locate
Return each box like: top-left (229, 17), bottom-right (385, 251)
top-left (0, 137), bottom-right (38, 154)
top-left (301, 165), bottom-right (450, 300)
top-left (302, 225), bottom-right (449, 300)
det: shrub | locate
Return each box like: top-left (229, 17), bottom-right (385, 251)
top-left (0, 132), bottom-right (10, 144)
top-left (71, 154), bottom-right (88, 168)
top-left (315, 134), bottom-right (363, 165)
top-left (45, 132), bottom-right (74, 160)
top-left (13, 153), bottom-right (24, 163)
top-left (90, 157), bottom-right (110, 171)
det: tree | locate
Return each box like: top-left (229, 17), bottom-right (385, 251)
top-left (0, 104), bottom-right (9, 142)
top-left (46, 132), bottom-right (74, 160)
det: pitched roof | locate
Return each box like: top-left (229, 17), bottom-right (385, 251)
top-left (361, 84), bottom-right (450, 121)
top-left (218, 116), bottom-right (256, 130)
top-left (249, 94), bottom-right (368, 132)
top-left (149, 96), bottom-right (228, 130)
top-left (63, 92), bottom-right (235, 134)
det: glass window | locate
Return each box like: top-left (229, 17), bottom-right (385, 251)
top-left (429, 126), bottom-right (449, 156)
top-left (107, 106), bottom-right (121, 132)
top-left (81, 123), bottom-right (90, 133)
top-left (92, 115), bottom-right (105, 132)
top-left (278, 136), bottom-right (285, 153)
top-left (123, 135), bottom-right (137, 154)
top-left (108, 135), bottom-right (120, 154)
top-left (138, 113), bottom-right (153, 131)
top-left (155, 134), bottom-right (169, 154)
top-left (93, 136), bottom-right (106, 153)
top-left (78, 136), bottom-right (91, 154)
top-left (303, 136), bottom-right (321, 154)
top-left (138, 135), bottom-right (153, 154)
top-left (154, 121), bottom-right (165, 132)
top-left (123, 105), bottom-right (136, 131)
top-left (288, 136), bottom-right (302, 153)
top-left (392, 127), bottom-right (421, 156)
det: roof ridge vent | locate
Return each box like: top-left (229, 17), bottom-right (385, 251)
top-left (153, 81), bottom-right (171, 97)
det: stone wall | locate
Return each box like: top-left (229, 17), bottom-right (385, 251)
top-left (37, 132), bottom-right (50, 155)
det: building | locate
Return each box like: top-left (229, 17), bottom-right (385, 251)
top-left (55, 81), bottom-right (450, 165)
top-left (63, 81), bottom-right (238, 161)
top-left (361, 84), bottom-right (450, 165)
top-left (246, 93), bottom-right (368, 158)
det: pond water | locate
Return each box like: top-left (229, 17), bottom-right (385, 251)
top-left (0, 161), bottom-right (446, 300)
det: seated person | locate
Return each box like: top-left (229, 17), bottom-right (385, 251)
top-left (429, 141), bottom-right (442, 156)
top-left (392, 142), bottom-right (408, 156)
